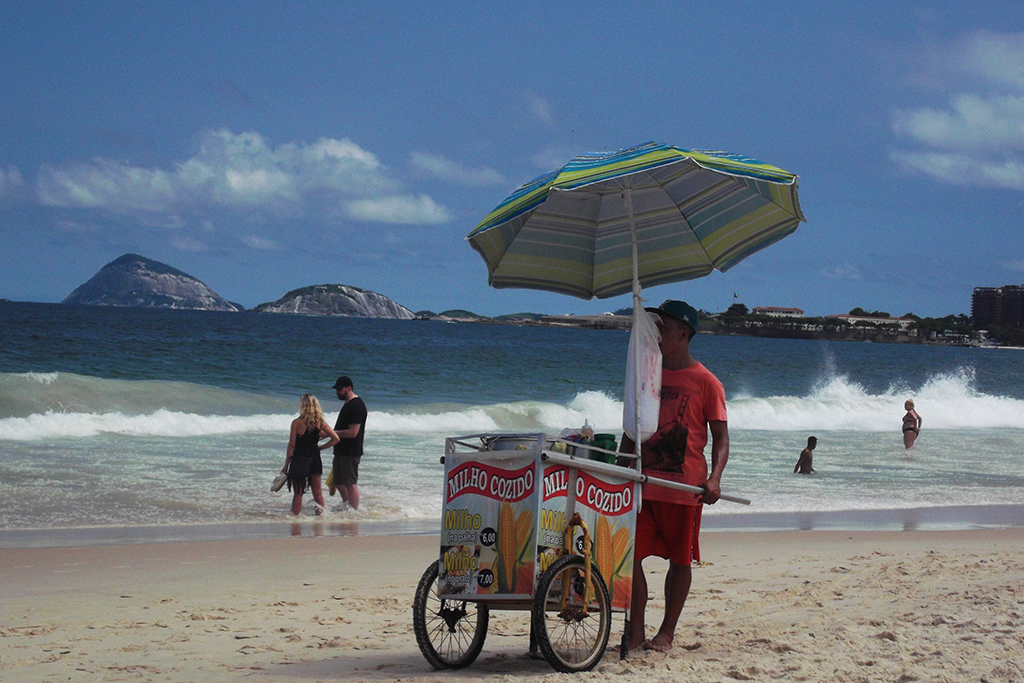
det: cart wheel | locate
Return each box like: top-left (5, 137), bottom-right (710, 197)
top-left (531, 554), bottom-right (611, 672)
top-left (412, 560), bottom-right (489, 669)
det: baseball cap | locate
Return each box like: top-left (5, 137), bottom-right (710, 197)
top-left (331, 376), bottom-right (353, 390)
top-left (646, 300), bottom-right (700, 333)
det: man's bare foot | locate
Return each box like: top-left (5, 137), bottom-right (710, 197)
top-left (648, 634), bottom-right (673, 652)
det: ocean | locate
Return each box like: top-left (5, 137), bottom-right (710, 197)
top-left (1, 301), bottom-right (1023, 548)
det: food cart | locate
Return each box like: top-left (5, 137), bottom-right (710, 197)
top-left (408, 432), bottom-right (620, 672)
top-left (413, 432), bottom-right (750, 673)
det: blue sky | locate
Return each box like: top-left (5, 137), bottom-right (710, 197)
top-left (2, 1), bottom-right (1023, 317)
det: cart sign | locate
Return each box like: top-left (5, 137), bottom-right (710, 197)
top-left (538, 464), bottom-right (635, 611)
top-left (439, 454), bottom-right (538, 599)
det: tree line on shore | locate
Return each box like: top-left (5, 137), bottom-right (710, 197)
top-left (707, 303), bottom-right (1024, 345)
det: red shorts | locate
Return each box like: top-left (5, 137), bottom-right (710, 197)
top-left (635, 500), bottom-right (702, 565)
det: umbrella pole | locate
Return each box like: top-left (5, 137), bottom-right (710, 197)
top-left (623, 186), bottom-right (643, 660)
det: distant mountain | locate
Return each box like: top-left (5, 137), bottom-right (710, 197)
top-left (253, 284), bottom-right (415, 319)
top-left (63, 254), bottom-right (241, 312)
top-left (438, 309), bottom-right (485, 320)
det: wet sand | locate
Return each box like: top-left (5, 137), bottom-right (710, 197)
top-left (1, 529), bottom-right (1022, 682)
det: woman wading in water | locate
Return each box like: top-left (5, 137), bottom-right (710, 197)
top-left (282, 394), bottom-right (339, 515)
top-left (902, 399), bottom-right (922, 449)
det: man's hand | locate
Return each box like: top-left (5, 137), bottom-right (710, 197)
top-left (702, 475), bottom-right (722, 504)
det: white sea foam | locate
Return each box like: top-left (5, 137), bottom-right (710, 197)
top-left (730, 368), bottom-right (1024, 431)
top-left (0, 410), bottom-right (292, 441)
top-left (24, 372), bottom-right (60, 384)
top-left (4, 370), bottom-right (1024, 441)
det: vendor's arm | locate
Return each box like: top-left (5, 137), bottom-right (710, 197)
top-left (319, 421), bottom-right (340, 450)
top-left (703, 420), bottom-right (730, 504)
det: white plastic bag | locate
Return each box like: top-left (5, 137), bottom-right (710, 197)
top-left (622, 307), bottom-right (662, 443)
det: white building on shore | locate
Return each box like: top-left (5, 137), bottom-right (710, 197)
top-left (827, 313), bottom-right (915, 331)
top-left (752, 306), bottom-right (804, 318)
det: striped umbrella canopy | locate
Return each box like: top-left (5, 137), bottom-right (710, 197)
top-left (467, 141), bottom-right (805, 300)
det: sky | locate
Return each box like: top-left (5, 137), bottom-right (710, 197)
top-left (2, 1), bottom-right (1024, 318)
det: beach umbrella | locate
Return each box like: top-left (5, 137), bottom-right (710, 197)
top-left (468, 141), bottom-right (805, 302)
top-left (468, 141), bottom-right (806, 442)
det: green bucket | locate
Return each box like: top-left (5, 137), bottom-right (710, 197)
top-left (590, 434), bottom-right (618, 463)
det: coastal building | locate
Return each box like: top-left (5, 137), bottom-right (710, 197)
top-left (752, 306), bottom-right (804, 318)
top-left (972, 285), bottom-right (1024, 329)
top-left (826, 313), bottom-right (915, 331)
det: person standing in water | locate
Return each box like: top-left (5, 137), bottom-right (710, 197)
top-left (332, 376), bottom-right (367, 510)
top-left (902, 399), bottom-right (922, 449)
top-left (794, 436), bottom-right (817, 474)
top-left (282, 394), bottom-right (339, 515)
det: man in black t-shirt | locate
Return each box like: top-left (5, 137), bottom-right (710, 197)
top-left (331, 375), bottom-right (367, 510)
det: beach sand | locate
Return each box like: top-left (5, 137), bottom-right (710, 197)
top-left (2, 529), bottom-right (1022, 682)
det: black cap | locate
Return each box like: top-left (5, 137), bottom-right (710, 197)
top-left (331, 376), bottom-right (353, 390)
top-left (645, 299), bottom-right (700, 333)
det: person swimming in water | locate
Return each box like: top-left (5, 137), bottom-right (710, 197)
top-left (902, 399), bottom-right (922, 449)
top-left (794, 436), bottom-right (817, 474)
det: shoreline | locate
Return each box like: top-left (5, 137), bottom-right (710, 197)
top-left (3, 503), bottom-right (1022, 550)
top-left (2, 529), bottom-right (1021, 682)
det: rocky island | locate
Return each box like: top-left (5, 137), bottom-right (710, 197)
top-left (63, 254), bottom-right (241, 312)
top-left (253, 284), bottom-right (415, 319)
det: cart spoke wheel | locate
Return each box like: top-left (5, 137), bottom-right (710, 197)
top-left (413, 560), bottom-right (488, 669)
top-left (531, 554), bottom-right (611, 672)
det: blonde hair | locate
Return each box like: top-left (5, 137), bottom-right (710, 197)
top-left (299, 394), bottom-right (323, 429)
top-left (905, 399), bottom-right (915, 409)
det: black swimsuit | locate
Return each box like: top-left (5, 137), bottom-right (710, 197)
top-left (288, 422), bottom-right (323, 493)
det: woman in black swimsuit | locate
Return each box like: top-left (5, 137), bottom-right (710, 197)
top-left (902, 399), bottom-right (922, 449)
top-left (282, 394), bottom-right (340, 515)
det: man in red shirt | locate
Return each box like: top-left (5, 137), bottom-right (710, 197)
top-left (620, 300), bottom-right (730, 653)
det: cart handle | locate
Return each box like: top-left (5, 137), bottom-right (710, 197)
top-left (541, 451), bottom-right (751, 506)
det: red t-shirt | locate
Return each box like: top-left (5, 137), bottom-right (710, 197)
top-left (640, 362), bottom-right (727, 505)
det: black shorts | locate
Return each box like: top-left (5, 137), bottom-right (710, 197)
top-left (332, 455), bottom-right (361, 485)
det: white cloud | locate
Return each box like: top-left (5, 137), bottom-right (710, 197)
top-left (33, 129), bottom-right (447, 224)
top-left (409, 152), bottom-right (506, 186)
top-left (37, 159), bottom-right (176, 211)
top-left (1001, 259), bottom-right (1024, 272)
top-left (241, 234), bottom-right (282, 250)
top-left (892, 94), bottom-right (1024, 152)
top-left (171, 236), bottom-right (212, 252)
top-left (818, 263), bottom-right (862, 281)
top-left (892, 31), bottom-right (1024, 190)
top-left (345, 194), bottom-right (452, 224)
top-left (889, 150), bottom-right (1024, 190)
top-left (954, 30), bottom-right (1024, 91)
top-left (525, 91), bottom-right (555, 127)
